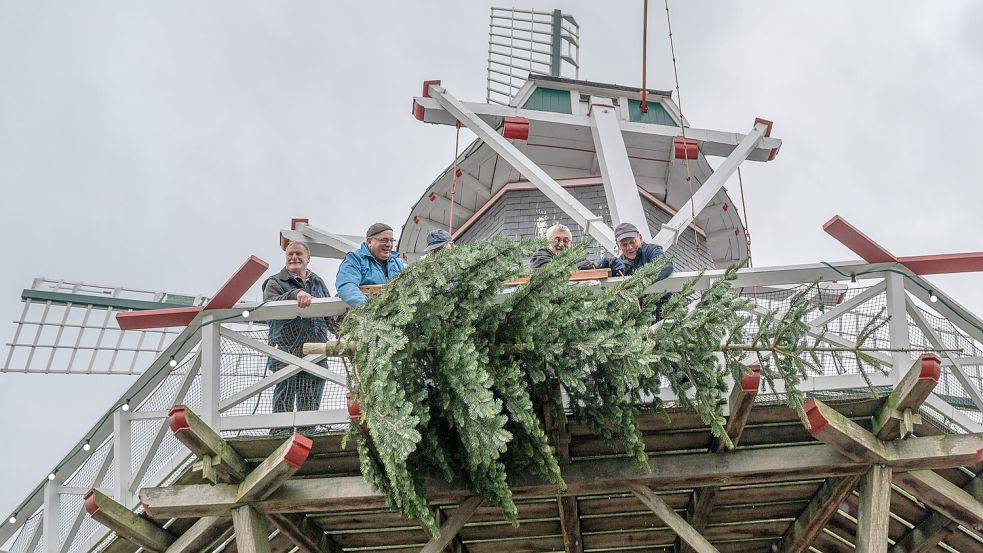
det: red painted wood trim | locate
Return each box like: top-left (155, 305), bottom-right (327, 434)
top-left (116, 306), bottom-right (203, 331)
top-left (754, 117), bottom-right (774, 137)
top-left (741, 366), bottom-right (762, 393)
top-left (168, 405), bottom-right (190, 434)
top-left (802, 398), bottom-right (829, 435)
top-left (422, 79), bottom-right (441, 98)
top-left (412, 99), bottom-right (425, 121)
top-left (898, 252), bottom-right (983, 275)
top-left (83, 489), bottom-right (98, 515)
top-left (822, 215), bottom-right (898, 264)
top-left (203, 255), bottom-right (270, 310)
top-left (919, 353), bottom-right (942, 382)
top-left (283, 434), bottom-right (314, 468)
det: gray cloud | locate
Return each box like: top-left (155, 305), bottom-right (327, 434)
top-left (2, 0), bottom-right (981, 520)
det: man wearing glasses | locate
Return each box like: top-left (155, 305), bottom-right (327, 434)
top-left (336, 223), bottom-right (406, 307)
top-left (530, 223), bottom-right (597, 270)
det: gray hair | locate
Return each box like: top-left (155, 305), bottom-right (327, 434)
top-left (285, 241), bottom-right (310, 254)
top-left (545, 223), bottom-right (572, 240)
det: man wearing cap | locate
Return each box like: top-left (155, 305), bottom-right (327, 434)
top-left (601, 222), bottom-right (673, 279)
top-left (336, 223), bottom-right (407, 307)
top-left (423, 228), bottom-right (455, 255)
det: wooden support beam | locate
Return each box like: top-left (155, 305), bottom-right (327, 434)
top-left (231, 505), bottom-right (272, 553)
top-left (856, 465), bottom-right (892, 553)
top-left (872, 354), bottom-right (941, 439)
top-left (267, 513), bottom-right (343, 553)
top-left (419, 496), bottom-right (482, 553)
top-left (237, 434), bottom-right (312, 502)
top-left (893, 470), bottom-right (983, 531)
top-left (628, 483), bottom-right (719, 553)
top-left (164, 517), bottom-right (232, 553)
top-left (84, 489), bottom-right (175, 552)
top-left (138, 438), bottom-right (982, 518)
top-left (557, 496), bottom-right (583, 553)
top-left (802, 398), bottom-right (890, 463)
top-left (775, 475), bottom-right (861, 553)
top-left (890, 470), bottom-right (983, 553)
top-left (169, 405), bottom-right (251, 483)
top-left (682, 366), bottom-right (760, 553)
top-left (712, 365), bottom-right (760, 452)
top-left (433, 506), bottom-right (468, 553)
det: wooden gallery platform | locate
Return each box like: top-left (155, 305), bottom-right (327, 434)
top-left (86, 356), bottom-right (983, 553)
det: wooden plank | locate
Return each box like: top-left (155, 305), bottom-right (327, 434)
top-left (140, 444), bottom-right (870, 517)
top-left (893, 470), bottom-right (983, 532)
top-left (683, 367), bottom-right (760, 553)
top-left (420, 496), bottom-right (482, 553)
top-left (775, 475), bottom-right (861, 553)
top-left (237, 434), bottom-right (313, 502)
top-left (267, 513), bottom-right (344, 553)
top-left (628, 483), bottom-right (719, 553)
top-left (872, 354), bottom-right (941, 439)
top-left (890, 471), bottom-right (983, 553)
top-left (856, 465), bottom-right (892, 553)
top-left (557, 495), bottom-right (583, 553)
top-left (168, 405), bottom-right (251, 483)
top-left (84, 489), bottom-right (175, 552)
top-left (203, 255), bottom-right (270, 310)
top-left (802, 398), bottom-right (890, 463)
top-left (504, 268), bottom-right (611, 286)
top-left (433, 506), bottom-right (468, 553)
top-left (164, 517), bottom-right (232, 553)
top-left (711, 365), bottom-right (761, 453)
top-left (231, 505), bottom-right (272, 553)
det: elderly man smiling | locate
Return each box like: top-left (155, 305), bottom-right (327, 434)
top-left (262, 241), bottom-right (333, 428)
top-left (336, 223), bottom-right (406, 307)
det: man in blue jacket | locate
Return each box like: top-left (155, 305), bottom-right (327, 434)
top-left (612, 222), bottom-right (673, 278)
top-left (336, 223), bottom-right (406, 307)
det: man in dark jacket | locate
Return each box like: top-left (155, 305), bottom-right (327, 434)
top-left (529, 223), bottom-right (574, 269)
top-left (263, 241), bottom-right (333, 423)
top-left (598, 222), bottom-right (673, 279)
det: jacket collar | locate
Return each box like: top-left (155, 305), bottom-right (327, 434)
top-left (273, 267), bottom-right (316, 284)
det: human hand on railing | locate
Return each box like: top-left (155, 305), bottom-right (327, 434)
top-left (296, 291), bottom-right (313, 308)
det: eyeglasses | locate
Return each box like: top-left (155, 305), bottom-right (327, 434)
top-left (371, 238), bottom-right (396, 245)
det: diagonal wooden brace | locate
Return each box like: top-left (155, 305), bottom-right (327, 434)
top-left (237, 433), bottom-right (313, 502)
top-left (267, 513), bottom-right (344, 553)
top-left (802, 398), bottom-right (891, 463)
top-left (169, 405), bottom-right (251, 484)
top-left (84, 489), bottom-right (175, 552)
top-left (893, 470), bottom-right (983, 531)
top-left (872, 354), bottom-right (940, 439)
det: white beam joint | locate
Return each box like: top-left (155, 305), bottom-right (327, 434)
top-left (653, 122), bottom-right (768, 250)
top-left (427, 84), bottom-right (618, 252)
top-left (43, 480), bottom-right (61, 553)
top-left (589, 97), bottom-right (651, 240)
top-left (885, 272), bottom-right (912, 384)
top-left (200, 321), bottom-right (222, 430)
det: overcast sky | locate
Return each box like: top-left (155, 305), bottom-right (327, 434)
top-left (2, 1), bottom-right (982, 525)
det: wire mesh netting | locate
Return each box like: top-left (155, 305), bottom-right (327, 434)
top-left (8, 279), bottom-right (983, 553)
top-left (738, 283), bottom-right (983, 424)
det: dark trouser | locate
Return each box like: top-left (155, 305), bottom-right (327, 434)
top-left (268, 357), bottom-right (329, 414)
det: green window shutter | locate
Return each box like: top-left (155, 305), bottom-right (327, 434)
top-left (521, 88), bottom-right (572, 114)
top-left (627, 99), bottom-right (677, 125)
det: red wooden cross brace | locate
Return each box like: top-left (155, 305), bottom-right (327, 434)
top-left (116, 256), bottom-right (269, 331)
top-left (823, 215), bottom-right (983, 275)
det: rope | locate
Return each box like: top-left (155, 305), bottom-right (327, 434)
top-left (449, 121), bottom-right (462, 233)
top-left (641, 0), bottom-right (649, 113)
top-left (663, 0), bottom-right (701, 268)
